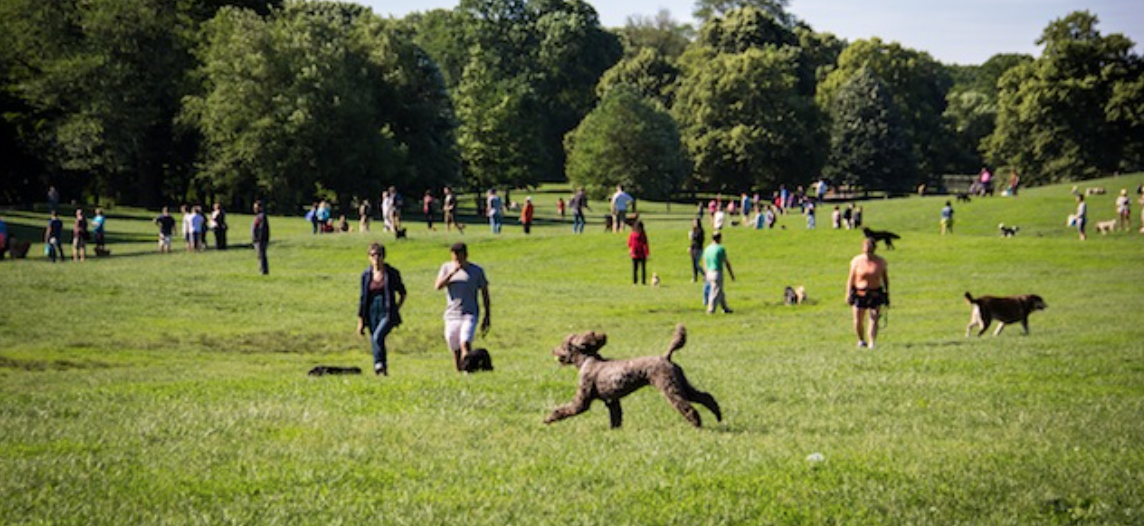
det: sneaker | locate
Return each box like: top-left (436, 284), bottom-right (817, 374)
top-left (867, 342), bottom-right (875, 350)
top-left (374, 363), bottom-right (386, 376)
top-left (723, 309), bottom-right (734, 314)
top-left (857, 341), bottom-right (867, 348)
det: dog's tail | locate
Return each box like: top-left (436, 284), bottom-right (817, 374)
top-left (664, 324), bottom-right (687, 361)
top-left (964, 292), bottom-right (977, 304)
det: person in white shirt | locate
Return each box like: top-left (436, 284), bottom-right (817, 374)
top-left (610, 185), bottom-right (634, 233)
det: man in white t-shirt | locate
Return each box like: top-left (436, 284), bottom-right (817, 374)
top-left (610, 185), bottom-right (634, 233)
top-left (434, 242), bottom-right (491, 372)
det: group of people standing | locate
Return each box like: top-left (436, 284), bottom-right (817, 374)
top-left (41, 208), bottom-right (104, 262)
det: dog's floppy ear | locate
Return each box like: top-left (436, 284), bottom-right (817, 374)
top-left (567, 331), bottom-right (607, 354)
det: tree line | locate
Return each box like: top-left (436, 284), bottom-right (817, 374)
top-left (1, 0), bottom-right (1141, 211)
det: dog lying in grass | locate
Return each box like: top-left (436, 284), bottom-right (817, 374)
top-left (307, 366), bottom-right (362, 376)
top-left (862, 227), bottom-right (900, 249)
top-left (784, 286), bottom-right (806, 305)
top-left (964, 292), bottom-right (1047, 337)
top-left (545, 324), bottom-right (722, 429)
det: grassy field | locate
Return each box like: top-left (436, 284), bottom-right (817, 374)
top-left (2, 177), bottom-right (1143, 525)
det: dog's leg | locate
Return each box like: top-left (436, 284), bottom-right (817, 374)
top-left (967, 307), bottom-right (981, 337)
top-left (685, 387), bottom-right (722, 423)
top-left (604, 399), bottom-right (623, 429)
top-left (544, 393), bottom-right (594, 425)
top-left (993, 322), bottom-right (1005, 336)
top-left (660, 386), bottom-right (702, 427)
top-left (1021, 319), bottom-right (1030, 335)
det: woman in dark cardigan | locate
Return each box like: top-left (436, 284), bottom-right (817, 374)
top-left (357, 242), bottom-right (406, 376)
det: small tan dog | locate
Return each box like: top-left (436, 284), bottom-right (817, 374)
top-left (1095, 220), bottom-right (1117, 234)
top-left (651, 273), bottom-right (660, 287)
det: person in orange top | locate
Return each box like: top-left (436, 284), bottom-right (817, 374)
top-left (521, 196), bottom-right (534, 235)
top-left (628, 220), bottom-right (650, 285)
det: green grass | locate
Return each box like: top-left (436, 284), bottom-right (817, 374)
top-left (2, 176), bottom-right (1144, 525)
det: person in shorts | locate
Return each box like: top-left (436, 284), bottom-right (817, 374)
top-left (846, 238), bottom-right (890, 349)
top-left (434, 242), bottom-right (491, 372)
top-left (155, 207), bottom-right (176, 253)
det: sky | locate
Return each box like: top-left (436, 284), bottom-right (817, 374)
top-left (354, 0), bottom-right (1143, 65)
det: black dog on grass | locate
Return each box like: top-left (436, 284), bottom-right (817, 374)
top-left (307, 366), bottom-right (362, 376)
top-left (862, 227), bottom-right (901, 250)
top-left (461, 348), bottom-right (494, 372)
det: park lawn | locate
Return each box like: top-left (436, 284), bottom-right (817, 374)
top-left (1, 176), bottom-right (1143, 525)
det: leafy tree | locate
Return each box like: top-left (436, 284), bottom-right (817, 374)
top-left (565, 86), bottom-right (688, 200)
top-left (942, 54), bottom-right (1032, 173)
top-left (454, 55), bottom-right (547, 192)
top-left (693, 0), bottom-right (791, 26)
top-left (823, 67), bottom-right (914, 193)
top-left (0, 0), bottom-right (282, 206)
top-left (595, 47), bottom-right (680, 109)
top-left (817, 38), bottom-right (952, 186)
top-left (985, 11), bottom-right (1143, 183)
top-left (674, 46), bottom-right (823, 192)
top-left (184, 2), bottom-right (457, 211)
top-left (614, 9), bottom-right (694, 60)
top-left (697, 5), bottom-right (795, 53)
top-left (403, 9), bottom-right (470, 88)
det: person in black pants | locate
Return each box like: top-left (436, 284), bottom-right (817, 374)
top-left (252, 200), bottom-right (270, 275)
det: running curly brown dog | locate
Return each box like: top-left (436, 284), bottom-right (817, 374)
top-left (544, 324), bottom-right (722, 429)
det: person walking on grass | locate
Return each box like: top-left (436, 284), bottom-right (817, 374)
top-left (442, 187), bottom-right (464, 234)
top-left (570, 187), bottom-right (590, 234)
top-left (44, 210), bottom-right (63, 262)
top-left (628, 220), bottom-right (649, 285)
top-left (846, 238), bottom-right (890, 349)
top-left (688, 218), bottom-right (705, 283)
top-left (486, 189), bottom-right (503, 234)
top-left (1115, 189), bottom-right (1131, 232)
top-left (1075, 194), bottom-right (1088, 241)
top-left (940, 201), bottom-right (954, 235)
top-left (435, 242), bottom-right (491, 372)
top-left (211, 203), bottom-right (228, 250)
top-left (521, 197), bottom-right (534, 235)
top-left (252, 200), bottom-right (270, 275)
top-left (610, 185), bottom-right (633, 233)
top-left (702, 231), bottom-right (735, 314)
top-left (72, 208), bottom-right (88, 262)
top-left (154, 207), bottom-right (176, 253)
top-left (357, 242), bottom-right (406, 376)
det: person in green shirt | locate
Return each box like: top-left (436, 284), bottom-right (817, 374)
top-left (702, 231), bottom-right (735, 314)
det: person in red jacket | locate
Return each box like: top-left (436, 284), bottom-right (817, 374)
top-left (628, 220), bottom-right (649, 285)
top-left (521, 196), bottom-right (534, 235)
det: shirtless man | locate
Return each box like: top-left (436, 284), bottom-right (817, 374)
top-left (845, 238), bottom-right (890, 349)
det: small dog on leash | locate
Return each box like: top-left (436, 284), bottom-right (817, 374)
top-left (783, 286), bottom-right (807, 305)
top-left (460, 347), bottom-right (494, 373)
top-left (1095, 220), bottom-right (1117, 234)
top-left (964, 292), bottom-right (1047, 337)
top-left (307, 366), bottom-right (363, 376)
top-left (999, 223), bottom-right (1019, 237)
top-left (862, 227), bottom-right (901, 249)
top-left (545, 324), bottom-right (722, 429)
